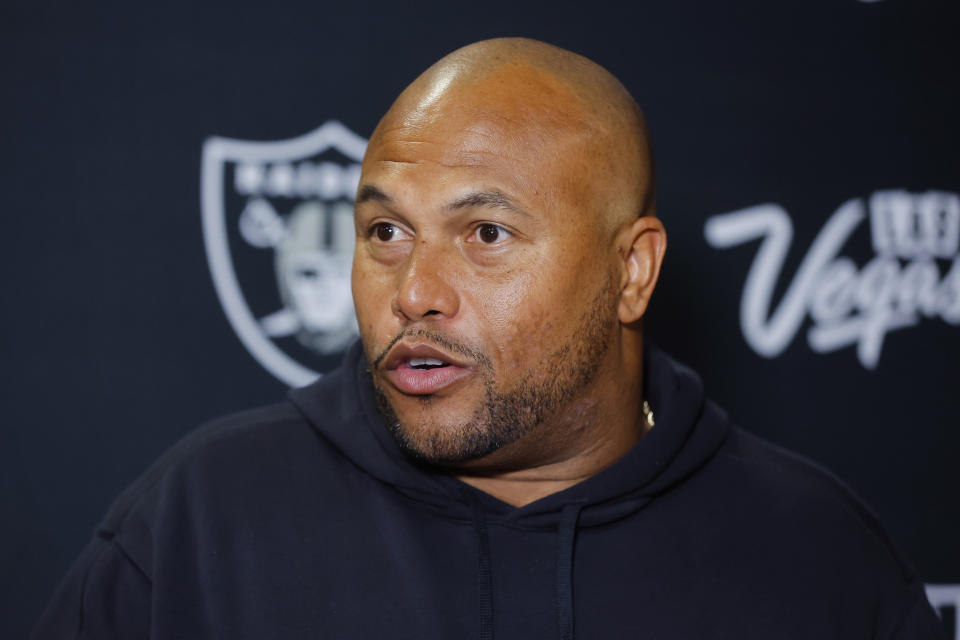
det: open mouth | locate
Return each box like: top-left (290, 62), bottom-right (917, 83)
top-left (383, 343), bottom-right (472, 395)
top-left (407, 358), bottom-right (450, 370)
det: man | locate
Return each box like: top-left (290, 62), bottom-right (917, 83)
top-left (36, 38), bottom-right (943, 639)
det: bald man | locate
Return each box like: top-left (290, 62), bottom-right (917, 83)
top-left (35, 39), bottom-right (944, 639)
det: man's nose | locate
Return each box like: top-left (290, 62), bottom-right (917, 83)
top-left (392, 241), bottom-right (460, 322)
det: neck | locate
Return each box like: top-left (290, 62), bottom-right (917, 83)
top-left (455, 335), bottom-right (647, 507)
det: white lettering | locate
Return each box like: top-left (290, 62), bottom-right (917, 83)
top-left (234, 160), bottom-right (362, 200)
top-left (705, 191), bottom-right (960, 369)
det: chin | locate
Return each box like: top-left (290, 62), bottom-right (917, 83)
top-left (377, 349), bottom-right (586, 465)
top-left (394, 422), bottom-right (504, 466)
top-left (394, 404), bottom-right (505, 465)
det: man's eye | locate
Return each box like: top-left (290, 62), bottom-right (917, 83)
top-left (475, 224), bottom-right (509, 244)
top-left (372, 223), bottom-right (399, 242)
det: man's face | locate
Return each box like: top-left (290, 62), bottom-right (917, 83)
top-left (352, 67), bottom-right (621, 467)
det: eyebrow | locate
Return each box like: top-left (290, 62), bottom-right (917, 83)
top-left (355, 184), bottom-right (391, 205)
top-left (446, 190), bottom-right (529, 217)
top-left (355, 184), bottom-right (530, 219)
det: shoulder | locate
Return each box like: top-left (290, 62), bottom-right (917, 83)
top-left (690, 424), bottom-right (930, 623)
top-left (95, 355), bottom-right (366, 550)
top-left (721, 427), bottom-right (946, 632)
top-left (99, 402), bottom-right (314, 534)
top-left (95, 395), bottom-right (366, 582)
top-left (715, 426), bottom-right (898, 546)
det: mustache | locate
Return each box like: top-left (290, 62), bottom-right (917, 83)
top-left (372, 327), bottom-right (492, 370)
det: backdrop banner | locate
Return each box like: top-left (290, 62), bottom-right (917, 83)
top-left (2, 1), bottom-right (957, 637)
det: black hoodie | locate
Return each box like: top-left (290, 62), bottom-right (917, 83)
top-left (34, 342), bottom-right (944, 639)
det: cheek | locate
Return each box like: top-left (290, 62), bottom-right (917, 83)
top-left (352, 257), bottom-right (397, 347)
top-left (350, 259), bottom-right (371, 322)
top-left (477, 267), bottom-right (569, 374)
top-left (494, 237), bottom-right (613, 376)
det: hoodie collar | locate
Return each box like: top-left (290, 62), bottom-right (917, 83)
top-left (288, 339), bottom-right (731, 527)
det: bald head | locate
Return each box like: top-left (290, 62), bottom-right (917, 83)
top-left (366, 38), bottom-right (655, 232)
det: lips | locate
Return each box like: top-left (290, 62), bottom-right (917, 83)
top-left (382, 342), bottom-right (473, 395)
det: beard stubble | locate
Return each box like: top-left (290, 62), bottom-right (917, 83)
top-left (371, 277), bottom-right (618, 466)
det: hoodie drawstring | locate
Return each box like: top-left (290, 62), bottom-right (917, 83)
top-left (469, 496), bottom-right (495, 640)
top-left (556, 502), bottom-right (584, 640)
top-left (468, 495), bottom-right (584, 640)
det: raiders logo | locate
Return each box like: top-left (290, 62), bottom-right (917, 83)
top-left (201, 121), bottom-right (367, 387)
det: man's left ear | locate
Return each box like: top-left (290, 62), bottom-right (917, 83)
top-left (616, 216), bottom-right (667, 324)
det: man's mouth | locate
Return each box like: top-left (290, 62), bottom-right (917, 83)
top-left (407, 357), bottom-right (450, 370)
top-left (382, 343), bottom-right (473, 395)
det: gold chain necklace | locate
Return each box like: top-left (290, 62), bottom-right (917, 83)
top-left (641, 400), bottom-right (655, 429)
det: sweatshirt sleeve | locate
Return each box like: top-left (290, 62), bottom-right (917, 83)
top-left (32, 534), bottom-right (152, 640)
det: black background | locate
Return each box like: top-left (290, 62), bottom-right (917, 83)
top-left (3, 0), bottom-right (958, 636)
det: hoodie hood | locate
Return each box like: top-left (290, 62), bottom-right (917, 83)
top-left (290, 340), bottom-right (733, 639)
top-left (289, 339), bottom-right (731, 528)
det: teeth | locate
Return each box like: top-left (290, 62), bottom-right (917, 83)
top-left (409, 357), bottom-right (446, 367)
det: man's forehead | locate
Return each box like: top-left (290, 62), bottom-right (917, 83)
top-left (358, 51), bottom-right (640, 227)
top-left (360, 122), bottom-right (568, 216)
top-left (358, 144), bottom-right (570, 224)
top-left (366, 120), bottom-right (526, 168)
top-left (368, 61), bottom-right (596, 159)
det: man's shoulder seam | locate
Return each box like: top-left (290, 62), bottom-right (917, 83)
top-left (99, 402), bottom-right (306, 536)
top-left (715, 428), bottom-right (917, 584)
